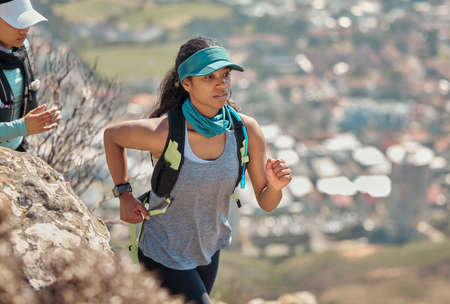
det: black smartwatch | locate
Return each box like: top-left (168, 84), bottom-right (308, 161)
top-left (112, 182), bottom-right (132, 197)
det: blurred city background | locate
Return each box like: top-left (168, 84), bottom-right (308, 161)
top-left (29, 0), bottom-right (449, 303)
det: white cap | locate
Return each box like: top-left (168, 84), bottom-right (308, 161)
top-left (0, 0), bottom-right (47, 29)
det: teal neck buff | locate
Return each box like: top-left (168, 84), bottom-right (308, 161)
top-left (182, 98), bottom-right (232, 138)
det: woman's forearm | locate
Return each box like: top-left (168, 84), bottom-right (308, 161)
top-left (0, 118), bottom-right (28, 141)
top-left (103, 127), bottom-right (129, 185)
top-left (257, 184), bottom-right (282, 212)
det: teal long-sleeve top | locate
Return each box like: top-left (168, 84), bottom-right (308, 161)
top-left (0, 42), bottom-right (29, 150)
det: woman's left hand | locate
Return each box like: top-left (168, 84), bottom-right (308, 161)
top-left (265, 158), bottom-right (292, 191)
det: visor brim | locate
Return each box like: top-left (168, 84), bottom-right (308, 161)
top-left (190, 60), bottom-right (244, 78)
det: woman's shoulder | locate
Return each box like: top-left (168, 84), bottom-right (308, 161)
top-left (237, 112), bottom-right (260, 132)
top-left (236, 112), bottom-right (265, 142)
top-left (148, 113), bottom-right (169, 133)
top-left (134, 114), bottom-right (170, 157)
top-left (115, 114), bottom-right (170, 142)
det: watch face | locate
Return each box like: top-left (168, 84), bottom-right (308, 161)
top-left (113, 183), bottom-right (132, 197)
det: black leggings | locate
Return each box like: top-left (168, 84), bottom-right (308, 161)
top-left (138, 249), bottom-right (220, 304)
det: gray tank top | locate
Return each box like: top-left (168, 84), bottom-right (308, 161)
top-left (139, 129), bottom-right (239, 270)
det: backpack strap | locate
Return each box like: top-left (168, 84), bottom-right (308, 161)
top-left (151, 108), bottom-right (185, 200)
top-left (22, 47), bottom-right (37, 116)
top-left (228, 106), bottom-right (249, 208)
top-left (129, 109), bottom-right (185, 264)
top-left (0, 70), bottom-right (14, 123)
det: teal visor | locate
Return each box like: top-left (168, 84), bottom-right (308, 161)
top-left (177, 46), bottom-right (244, 84)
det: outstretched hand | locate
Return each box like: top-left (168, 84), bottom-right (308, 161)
top-left (24, 104), bottom-right (61, 135)
top-left (265, 158), bottom-right (292, 191)
top-left (119, 192), bottom-right (150, 224)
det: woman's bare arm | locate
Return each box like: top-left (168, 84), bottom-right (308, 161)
top-left (242, 114), bottom-right (292, 211)
top-left (103, 116), bottom-right (168, 223)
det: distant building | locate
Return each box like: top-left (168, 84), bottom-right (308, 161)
top-left (386, 142), bottom-right (435, 241)
top-left (339, 99), bottom-right (409, 132)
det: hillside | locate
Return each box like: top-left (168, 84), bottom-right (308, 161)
top-left (44, 0), bottom-right (236, 82)
top-left (213, 240), bottom-right (450, 303)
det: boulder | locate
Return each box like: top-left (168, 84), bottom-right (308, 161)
top-left (0, 191), bottom-right (37, 304)
top-left (0, 147), bottom-right (113, 289)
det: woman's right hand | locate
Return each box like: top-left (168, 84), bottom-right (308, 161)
top-left (24, 104), bottom-right (61, 135)
top-left (119, 192), bottom-right (150, 224)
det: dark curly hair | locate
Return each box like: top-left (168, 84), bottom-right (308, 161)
top-left (149, 37), bottom-right (219, 118)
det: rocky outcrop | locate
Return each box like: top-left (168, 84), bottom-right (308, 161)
top-left (0, 194), bottom-right (36, 304)
top-left (0, 147), bottom-right (113, 289)
top-left (0, 147), bottom-right (182, 303)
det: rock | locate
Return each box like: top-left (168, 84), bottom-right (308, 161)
top-left (0, 147), bottom-right (183, 303)
top-left (247, 291), bottom-right (317, 304)
top-left (0, 147), bottom-right (113, 289)
top-left (278, 292), bottom-right (317, 304)
top-left (248, 299), bottom-right (272, 304)
top-left (0, 193), bottom-right (38, 304)
top-left (35, 244), bottom-right (184, 304)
